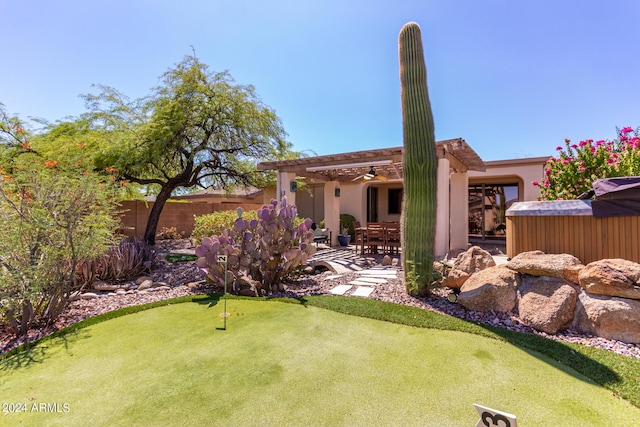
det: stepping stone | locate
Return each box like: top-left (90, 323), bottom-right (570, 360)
top-left (358, 270), bottom-right (397, 275)
top-left (352, 277), bottom-right (388, 284)
top-left (323, 275), bottom-right (343, 281)
top-left (351, 286), bottom-right (375, 297)
top-left (329, 285), bottom-right (352, 295)
top-left (348, 280), bottom-right (382, 286)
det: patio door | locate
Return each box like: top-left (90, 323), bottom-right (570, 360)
top-left (468, 183), bottom-right (518, 240)
top-left (366, 186), bottom-right (378, 222)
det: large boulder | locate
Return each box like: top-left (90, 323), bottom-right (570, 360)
top-left (457, 265), bottom-right (520, 312)
top-left (572, 290), bottom-right (640, 344)
top-left (517, 276), bottom-right (578, 334)
top-left (442, 246), bottom-right (496, 289)
top-left (578, 259), bottom-right (640, 300)
top-left (506, 250), bottom-right (584, 284)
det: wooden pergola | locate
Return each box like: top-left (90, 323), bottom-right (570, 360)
top-left (257, 138), bottom-right (485, 182)
top-left (257, 138), bottom-right (486, 256)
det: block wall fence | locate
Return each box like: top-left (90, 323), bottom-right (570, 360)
top-left (506, 215), bottom-right (640, 264)
top-left (118, 200), bottom-right (264, 239)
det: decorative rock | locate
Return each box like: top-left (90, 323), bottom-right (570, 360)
top-left (578, 259), bottom-right (640, 300)
top-left (137, 279), bottom-right (153, 290)
top-left (517, 276), bottom-right (578, 334)
top-left (506, 250), bottom-right (584, 283)
top-left (91, 281), bottom-right (120, 291)
top-left (154, 286), bottom-right (171, 291)
top-left (573, 289), bottom-right (640, 344)
top-left (135, 276), bottom-right (153, 285)
top-left (443, 246), bottom-right (496, 289)
top-left (454, 246), bottom-right (496, 273)
top-left (457, 265), bottom-right (520, 312)
top-left (381, 255), bottom-right (392, 266)
top-left (81, 292), bottom-right (98, 300)
top-left (442, 269), bottom-right (470, 289)
top-left (233, 273), bottom-right (262, 297)
top-left (69, 291), bottom-right (82, 301)
top-left (115, 289), bottom-right (127, 295)
top-left (152, 281), bottom-right (169, 288)
top-left (303, 265), bottom-right (315, 274)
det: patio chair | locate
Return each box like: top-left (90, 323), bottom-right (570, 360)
top-left (366, 222), bottom-right (385, 254)
top-left (311, 223), bottom-right (331, 247)
top-left (384, 225), bottom-right (401, 256)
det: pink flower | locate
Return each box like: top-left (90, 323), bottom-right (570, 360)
top-left (596, 140), bottom-right (604, 146)
top-left (607, 157), bottom-right (615, 164)
top-left (532, 180), bottom-right (540, 186)
top-left (544, 179), bottom-right (550, 187)
top-left (589, 146), bottom-right (596, 152)
top-left (621, 126), bottom-right (633, 134)
top-left (545, 169), bottom-right (552, 175)
top-left (556, 146), bottom-right (563, 151)
top-left (571, 144), bottom-right (578, 149)
top-left (579, 166), bottom-right (586, 172)
top-left (579, 140), bottom-right (588, 147)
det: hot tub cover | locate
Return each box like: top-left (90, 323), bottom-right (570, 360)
top-left (591, 176), bottom-right (640, 218)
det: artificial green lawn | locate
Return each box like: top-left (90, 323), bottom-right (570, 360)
top-left (1, 296), bottom-right (640, 426)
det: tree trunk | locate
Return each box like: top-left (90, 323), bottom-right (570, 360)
top-left (143, 184), bottom-right (177, 245)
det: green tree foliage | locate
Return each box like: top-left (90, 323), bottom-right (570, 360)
top-left (76, 55), bottom-right (294, 244)
top-left (0, 107), bottom-right (120, 335)
top-left (398, 22), bottom-right (438, 296)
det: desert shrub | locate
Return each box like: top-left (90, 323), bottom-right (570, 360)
top-left (156, 226), bottom-right (183, 240)
top-left (75, 238), bottom-right (156, 286)
top-left (0, 154), bottom-right (120, 336)
top-left (192, 209), bottom-right (258, 244)
top-left (195, 198), bottom-right (315, 294)
top-left (340, 213), bottom-right (356, 236)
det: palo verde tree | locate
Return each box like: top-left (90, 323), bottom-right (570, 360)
top-left (79, 55), bottom-right (292, 245)
top-left (399, 22), bottom-right (438, 297)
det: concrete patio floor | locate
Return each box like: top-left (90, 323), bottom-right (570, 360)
top-left (309, 244), bottom-right (508, 274)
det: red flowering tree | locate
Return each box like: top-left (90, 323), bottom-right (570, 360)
top-left (1, 106), bottom-right (120, 336)
top-left (535, 127), bottom-right (640, 200)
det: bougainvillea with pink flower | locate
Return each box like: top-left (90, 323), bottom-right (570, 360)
top-left (535, 127), bottom-right (640, 200)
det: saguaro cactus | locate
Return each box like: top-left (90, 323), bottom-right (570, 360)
top-left (399, 22), bottom-right (438, 296)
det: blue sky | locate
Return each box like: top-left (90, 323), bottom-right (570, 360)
top-left (2, 0), bottom-right (639, 160)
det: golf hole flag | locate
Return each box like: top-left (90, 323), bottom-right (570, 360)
top-left (473, 404), bottom-right (517, 427)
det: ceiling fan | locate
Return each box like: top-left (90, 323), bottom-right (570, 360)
top-left (352, 166), bottom-right (388, 183)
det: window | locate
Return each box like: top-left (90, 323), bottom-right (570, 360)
top-left (388, 188), bottom-right (403, 214)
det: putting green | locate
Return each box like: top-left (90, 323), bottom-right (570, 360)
top-left (1, 299), bottom-right (638, 426)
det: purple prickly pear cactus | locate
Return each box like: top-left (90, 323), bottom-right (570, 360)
top-left (195, 198), bottom-right (316, 294)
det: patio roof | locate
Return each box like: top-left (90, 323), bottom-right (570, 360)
top-left (257, 138), bottom-right (486, 183)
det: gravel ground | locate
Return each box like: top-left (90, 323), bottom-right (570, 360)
top-left (2, 239), bottom-right (640, 359)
